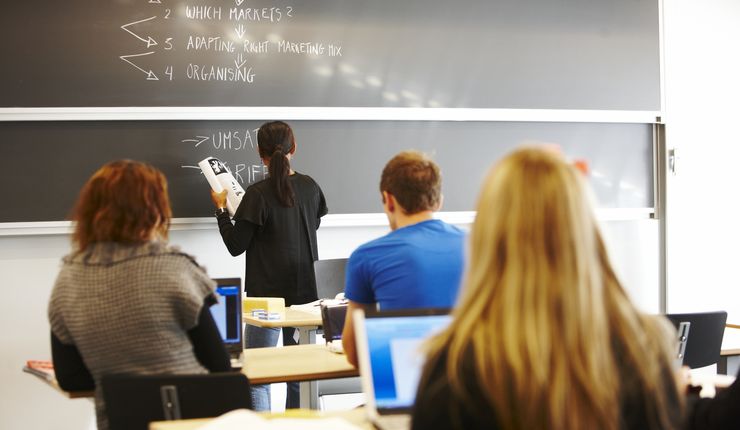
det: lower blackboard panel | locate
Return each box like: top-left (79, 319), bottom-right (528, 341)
top-left (0, 120), bottom-right (653, 222)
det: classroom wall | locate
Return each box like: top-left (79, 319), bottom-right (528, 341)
top-left (0, 234), bottom-right (96, 430)
top-left (663, 0), bottom-right (740, 321)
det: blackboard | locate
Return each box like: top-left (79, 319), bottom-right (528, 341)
top-left (0, 0), bottom-right (660, 110)
top-left (0, 120), bottom-right (653, 223)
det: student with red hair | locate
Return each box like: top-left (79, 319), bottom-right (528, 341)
top-left (49, 160), bottom-right (230, 430)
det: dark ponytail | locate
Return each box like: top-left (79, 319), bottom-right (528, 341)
top-left (257, 121), bottom-right (295, 207)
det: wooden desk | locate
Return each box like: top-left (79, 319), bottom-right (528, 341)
top-left (720, 325), bottom-right (740, 374)
top-left (721, 326), bottom-right (740, 355)
top-left (22, 367), bottom-right (94, 399)
top-left (243, 307), bottom-right (322, 330)
top-left (243, 307), bottom-right (327, 409)
top-left (243, 307), bottom-right (322, 345)
top-left (242, 344), bottom-right (357, 385)
top-left (243, 343), bottom-right (358, 410)
top-left (24, 344), bottom-right (357, 406)
top-left (149, 408), bottom-right (371, 430)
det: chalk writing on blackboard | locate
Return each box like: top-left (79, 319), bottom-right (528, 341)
top-left (181, 128), bottom-right (268, 186)
top-left (120, 2), bottom-right (341, 84)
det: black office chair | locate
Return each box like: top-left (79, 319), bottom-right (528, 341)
top-left (314, 258), bottom-right (348, 299)
top-left (102, 372), bottom-right (251, 430)
top-left (665, 311), bottom-right (727, 369)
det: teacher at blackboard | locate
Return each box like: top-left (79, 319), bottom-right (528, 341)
top-left (210, 121), bottom-right (328, 410)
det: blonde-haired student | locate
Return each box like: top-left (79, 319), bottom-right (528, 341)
top-left (411, 147), bottom-right (683, 430)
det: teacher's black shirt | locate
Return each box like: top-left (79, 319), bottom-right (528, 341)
top-left (217, 172), bottom-right (328, 305)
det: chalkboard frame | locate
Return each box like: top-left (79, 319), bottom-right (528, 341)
top-left (0, 107), bottom-right (662, 123)
top-left (0, 112), bottom-right (660, 234)
top-left (0, 208), bottom-right (657, 237)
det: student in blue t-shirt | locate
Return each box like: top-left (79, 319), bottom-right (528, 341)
top-left (341, 150), bottom-right (466, 367)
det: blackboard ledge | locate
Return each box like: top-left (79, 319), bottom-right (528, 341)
top-left (0, 107), bottom-right (662, 124)
top-left (0, 209), bottom-right (654, 236)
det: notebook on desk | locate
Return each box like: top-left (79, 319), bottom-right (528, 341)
top-left (209, 278), bottom-right (243, 369)
top-left (353, 308), bottom-right (452, 430)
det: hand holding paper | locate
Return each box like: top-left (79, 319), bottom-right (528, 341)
top-left (211, 189), bottom-right (228, 208)
top-left (199, 157), bottom-right (245, 216)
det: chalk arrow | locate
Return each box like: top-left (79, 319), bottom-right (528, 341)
top-left (121, 16), bottom-right (158, 48)
top-left (235, 0), bottom-right (245, 6)
top-left (234, 24), bottom-right (246, 39)
top-left (149, 0), bottom-right (162, 3)
top-left (120, 52), bottom-right (159, 80)
top-left (234, 53), bottom-right (247, 69)
top-left (181, 136), bottom-right (210, 147)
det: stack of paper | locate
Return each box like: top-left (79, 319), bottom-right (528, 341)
top-left (23, 360), bottom-right (55, 382)
top-left (290, 299), bottom-right (323, 316)
top-left (197, 409), bottom-right (362, 430)
top-left (243, 297), bottom-right (286, 317)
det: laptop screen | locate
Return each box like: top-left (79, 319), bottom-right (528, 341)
top-left (209, 278), bottom-right (242, 354)
top-left (363, 311), bottom-right (452, 410)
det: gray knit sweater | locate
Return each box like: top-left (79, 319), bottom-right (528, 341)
top-left (48, 240), bottom-right (216, 430)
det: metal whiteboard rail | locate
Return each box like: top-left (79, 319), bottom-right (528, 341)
top-left (0, 208), bottom-right (656, 236)
top-left (0, 107), bottom-right (662, 124)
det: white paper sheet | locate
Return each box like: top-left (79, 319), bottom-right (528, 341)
top-left (198, 157), bottom-right (245, 216)
top-left (197, 409), bottom-right (363, 430)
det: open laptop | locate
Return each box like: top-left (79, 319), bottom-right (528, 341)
top-left (353, 308), bottom-right (452, 430)
top-left (209, 278), bottom-right (243, 369)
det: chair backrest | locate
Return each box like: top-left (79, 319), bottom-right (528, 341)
top-left (102, 372), bottom-right (251, 430)
top-left (665, 311), bottom-right (727, 369)
top-left (314, 258), bottom-right (348, 299)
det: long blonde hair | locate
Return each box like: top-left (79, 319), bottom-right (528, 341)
top-left (428, 147), bottom-right (679, 429)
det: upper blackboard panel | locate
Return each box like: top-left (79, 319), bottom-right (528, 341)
top-left (0, 120), bottom-right (653, 223)
top-left (0, 0), bottom-right (660, 110)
